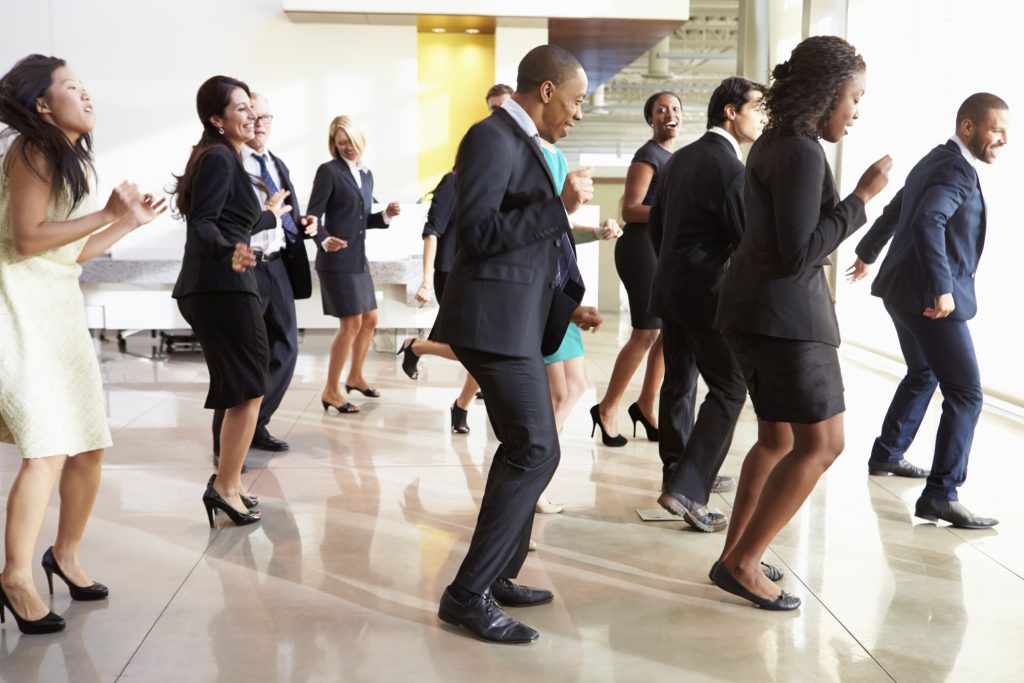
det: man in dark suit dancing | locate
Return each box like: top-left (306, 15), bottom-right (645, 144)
top-left (849, 93), bottom-right (1009, 528)
top-left (433, 45), bottom-right (601, 643)
top-left (213, 93), bottom-right (318, 464)
top-left (650, 77), bottom-right (767, 532)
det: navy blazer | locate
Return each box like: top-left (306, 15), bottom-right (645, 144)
top-left (715, 134), bottom-right (866, 345)
top-left (307, 159), bottom-right (387, 273)
top-left (431, 108), bottom-right (572, 358)
top-left (423, 171), bottom-right (458, 274)
top-left (172, 145), bottom-right (275, 299)
top-left (249, 151), bottom-right (314, 299)
top-left (649, 131), bottom-right (746, 329)
top-left (856, 140), bottom-right (986, 320)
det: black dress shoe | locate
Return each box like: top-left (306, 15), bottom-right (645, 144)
top-left (711, 475), bottom-right (735, 493)
top-left (0, 583), bottom-right (65, 635)
top-left (868, 458), bottom-right (930, 478)
top-left (489, 579), bottom-right (553, 607)
top-left (251, 433), bottom-right (289, 452)
top-left (914, 496), bottom-right (998, 528)
top-left (709, 560), bottom-right (784, 583)
top-left (438, 589), bottom-right (539, 643)
top-left (212, 453), bottom-right (248, 474)
top-left (657, 491), bottom-right (728, 532)
top-left (41, 547), bottom-right (108, 601)
top-left (710, 562), bottom-right (800, 611)
top-left (207, 474), bottom-right (258, 509)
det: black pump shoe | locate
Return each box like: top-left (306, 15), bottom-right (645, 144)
top-left (207, 474), bottom-right (258, 509)
top-left (397, 338), bottom-right (420, 380)
top-left (41, 547), bottom-right (108, 601)
top-left (0, 582), bottom-right (65, 635)
top-left (589, 405), bottom-right (627, 447)
top-left (450, 402), bottom-right (470, 434)
top-left (627, 402), bottom-right (659, 441)
top-left (203, 485), bottom-right (261, 528)
top-left (710, 562), bottom-right (800, 611)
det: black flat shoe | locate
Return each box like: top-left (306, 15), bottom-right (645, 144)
top-left (41, 547), bottom-right (108, 601)
top-left (710, 562), bottom-right (800, 611)
top-left (489, 579), bottom-right (553, 607)
top-left (203, 485), bottom-right (262, 528)
top-left (627, 402), bottom-right (658, 441)
top-left (914, 496), bottom-right (998, 528)
top-left (207, 474), bottom-right (258, 509)
top-left (868, 458), bottom-right (930, 478)
top-left (657, 492), bottom-right (727, 532)
top-left (438, 589), bottom-right (538, 643)
top-left (708, 560), bottom-right (784, 583)
top-left (589, 405), bottom-right (627, 447)
top-left (251, 433), bottom-right (289, 452)
top-left (0, 583), bottom-right (65, 635)
top-left (397, 338), bottom-right (420, 380)
top-left (345, 384), bottom-right (381, 398)
top-left (450, 402), bottom-right (470, 434)
top-left (322, 399), bottom-right (359, 414)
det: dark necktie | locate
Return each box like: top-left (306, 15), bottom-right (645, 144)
top-left (254, 153), bottom-right (299, 241)
top-left (532, 134), bottom-right (583, 290)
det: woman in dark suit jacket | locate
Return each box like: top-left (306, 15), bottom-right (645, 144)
top-left (172, 76), bottom-right (290, 527)
top-left (308, 116), bottom-right (400, 414)
top-left (711, 37), bottom-right (891, 610)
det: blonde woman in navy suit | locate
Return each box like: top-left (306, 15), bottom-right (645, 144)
top-left (308, 116), bottom-right (400, 414)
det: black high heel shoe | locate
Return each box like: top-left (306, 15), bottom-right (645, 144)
top-left (203, 485), bottom-right (262, 528)
top-left (450, 402), bottom-right (470, 434)
top-left (41, 547), bottom-right (108, 601)
top-left (322, 399), bottom-right (359, 414)
top-left (0, 582), bottom-right (65, 634)
top-left (207, 474), bottom-right (258, 509)
top-left (345, 384), bottom-right (381, 398)
top-left (397, 338), bottom-right (420, 380)
top-left (589, 405), bottom-right (627, 447)
top-left (627, 402), bottom-right (659, 441)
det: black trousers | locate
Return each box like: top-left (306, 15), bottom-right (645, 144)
top-left (449, 345), bottom-right (559, 594)
top-left (661, 320), bottom-right (746, 504)
top-left (213, 257), bottom-right (298, 443)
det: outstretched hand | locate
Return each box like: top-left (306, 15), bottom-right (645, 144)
top-left (231, 242), bottom-right (256, 273)
top-left (129, 193), bottom-right (168, 228)
top-left (845, 257), bottom-right (871, 283)
top-left (572, 305), bottom-right (603, 332)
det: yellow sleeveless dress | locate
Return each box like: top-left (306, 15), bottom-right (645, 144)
top-left (0, 154), bottom-right (113, 458)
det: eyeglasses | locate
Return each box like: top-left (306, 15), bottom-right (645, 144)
top-left (256, 114), bottom-right (274, 123)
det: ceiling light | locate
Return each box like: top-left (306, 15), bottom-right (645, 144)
top-left (431, 27), bottom-right (446, 33)
top-left (465, 28), bottom-right (480, 34)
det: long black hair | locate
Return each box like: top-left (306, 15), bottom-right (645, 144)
top-left (763, 35), bottom-right (865, 139)
top-left (0, 54), bottom-right (95, 208)
top-left (172, 75), bottom-right (253, 220)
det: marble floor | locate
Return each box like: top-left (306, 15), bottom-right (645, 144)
top-left (1, 317), bottom-right (1022, 682)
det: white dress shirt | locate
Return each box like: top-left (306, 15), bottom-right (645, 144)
top-left (342, 156), bottom-right (391, 224)
top-left (242, 145), bottom-right (286, 254)
top-left (950, 135), bottom-right (978, 168)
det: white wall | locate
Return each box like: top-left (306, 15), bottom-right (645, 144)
top-left (494, 19), bottom-right (548, 90)
top-left (0, 0), bottom-right (419, 259)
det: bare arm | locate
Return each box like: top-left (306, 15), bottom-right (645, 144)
top-left (621, 161), bottom-right (655, 224)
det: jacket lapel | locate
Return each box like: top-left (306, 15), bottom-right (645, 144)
top-left (493, 108), bottom-right (557, 195)
top-left (335, 159), bottom-right (363, 203)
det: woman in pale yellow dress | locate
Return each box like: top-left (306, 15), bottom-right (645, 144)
top-left (0, 54), bottom-right (164, 635)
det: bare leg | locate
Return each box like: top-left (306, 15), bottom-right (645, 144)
top-left (636, 334), bottom-right (663, 428)
top-left (598, 328), bottom-right (659, 436)
top-left (722, 413), bottom-right (845, 600)
top-left (215, 396), bottom-right (262, 513)
top-left (51, 449), bottom-right (104, 588)
top-left (408, 338), bottom-right (459, 361)
top-left (345, 309), bottom-right (378, 389)
top-left (1, 455), bottom-right (65, 620)
top-left (454, 374), bottom-right (480, 411)
top-left (547, 361), bottom-right (569, 428)
top-left (323, 314), bottom-right (361, 405)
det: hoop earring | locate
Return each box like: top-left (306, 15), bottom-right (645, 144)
top-left (218, 127), bottom-right (224, 135)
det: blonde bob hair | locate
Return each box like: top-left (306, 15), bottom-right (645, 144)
top-left (328, 115), bottom-right (366, 160)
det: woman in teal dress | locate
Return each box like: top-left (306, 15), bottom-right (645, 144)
top-left (536, 140), bottom-right (620, 513)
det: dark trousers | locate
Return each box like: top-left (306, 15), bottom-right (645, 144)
top-left (449, 345), bottom-right (559, 594)
top-left (661, 320), bottom-right (746, 504)
top-left (213, 257), bottom-right (298, 444)
top-left (871, 302), bottom-right (982, 501)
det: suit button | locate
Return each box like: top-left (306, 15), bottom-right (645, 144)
top-left (549, 280), bottom-right (556, 289)
top-left (554, 236), bottom-right (563, 247)
top-left (970, 272), bottom-right (976, 278)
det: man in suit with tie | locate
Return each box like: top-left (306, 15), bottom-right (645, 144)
top-left (849, 93), bottom-right (1009, 528)
top-left (213, 93), bottom-right (318, 464)
top-left (649, 77), bottom-right (766, 532)
top-left (433, 45), bottom-right (601, 643)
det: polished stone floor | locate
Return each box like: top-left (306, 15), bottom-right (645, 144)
top-left (1, 317), bottom-right (1022, 682)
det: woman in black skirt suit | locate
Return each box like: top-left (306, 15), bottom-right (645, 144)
top-left (172, 76), bottom-right (291, 526)
top-left (592, 92), bottom-right (681, 446)
top-left (711, 36), bottom-right (892, 610)
top-left (308, 116), bottom-right (400, 414)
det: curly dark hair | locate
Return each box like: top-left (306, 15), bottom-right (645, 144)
top-left (763, 35), bottom-right (865, 139)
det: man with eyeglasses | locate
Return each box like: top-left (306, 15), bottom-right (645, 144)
top-left (212, 92), bottom-right (318, 466)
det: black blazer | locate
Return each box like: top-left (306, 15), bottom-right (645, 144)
top-left (423, 171), bottom-right (457, 274)
top-left (715, 134), bottom-right (866, 345)
top-left (649, 131), bottom-right (745, 329)
top-left (308, 159), bottom-right (387, 273)
top-left (248, 151), bottom-right (313, 299)
top-left (432, 108), bottom-right (572, 357)
top-left (172, 145), bottom-right (275, 299)
top-left (857, 141), bottom-right (986, 320)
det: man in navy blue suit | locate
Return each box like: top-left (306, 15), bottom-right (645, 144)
top-left (849, 93), bottom-right (1009, 528)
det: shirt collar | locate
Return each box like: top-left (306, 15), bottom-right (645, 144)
top-left (950, 136), bottom-right (978, 167)
top-left (342, 156), bottom-right (366, 174)
top-left (501, 97), bottom-right (540, 139)
top-left (709, 126), bottom-right (742, 160)
top-left (244, 145), bottom-right (270, 161)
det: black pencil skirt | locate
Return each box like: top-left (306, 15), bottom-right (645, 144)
top-left (614, 222), bottom-right (661, 330)
top-left (725, 332), bottom-right (845, 424)
top-left (177, 292), bottom-right (270, 410)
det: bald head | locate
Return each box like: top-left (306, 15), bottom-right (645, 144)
top-left (515, 45), bottom-right (584, 94)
